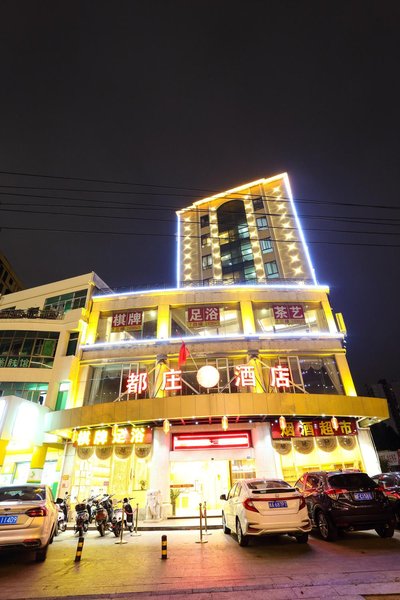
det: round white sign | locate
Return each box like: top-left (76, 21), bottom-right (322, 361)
top-left (196, 365), bottom-right (220, 388)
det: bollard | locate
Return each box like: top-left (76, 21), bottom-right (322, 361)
top-left (131, 502), bottom-right (141, 537)
top-left (195, 502), bottom-right (208, 544)
top-left (74, 535), bottom-right (84, 562)
top-left (161, 534), bottom-right (168, 559)
top-left (203, 501), bottom-right (212, 536)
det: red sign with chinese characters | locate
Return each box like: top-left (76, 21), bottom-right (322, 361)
top-left (271, 418), bottom-right (357, 439)
top-left (187, 306), bottom-right (220, 327)
top-left (111, 310), bottom-right (143, 331)
top-left (272, 304), bottom-right (305, 323)
top-left (172, 431), bottom-right (251, 451)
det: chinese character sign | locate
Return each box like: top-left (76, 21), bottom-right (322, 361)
top-left (187, 306), bottom-right (220, 327)
top-left (73, 426), bottom-right (153, 447)
top-left (162, 369), bottom-right (182, 391)
top-left (126, 371), bottom-right (148, 395)
top-left (234, 365), bottom-right (256, 387)
top-left (271, 418), bottom-right (357, 439)
top-left (272, 304), bottom-right (305, 323)
top-left (111, 310), bottom-right (143, 331)
top-left (270, 366), bottom-right (291, 389)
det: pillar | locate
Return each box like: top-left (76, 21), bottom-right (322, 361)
top-left (0, 439), bottom-right (9, 469)
top-left (252, 423), bottom-right (282, 478)
top-left (357, 428), bottom-right (381, 476)
top-left (240, 300), bottom-right (256, 335)
top-left (335, 354), bottom-right (357, 396)
top-left (27, 445), bottom-right (48, 484)
top-left (149, 428), bottom-right (171, 517)
top-left (157, 304), bottom-right (170, 339)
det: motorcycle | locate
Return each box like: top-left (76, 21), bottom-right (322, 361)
top-left (94, 494), bottom-right (114, 536)
top-left (123, 497), bottom-right (135, 533)
top-left (109, 497), bottom-right (136, 537)
top-left (54, 498), bottom-right (67, 535)
top-left (74, 499), bottom-right (90, 536)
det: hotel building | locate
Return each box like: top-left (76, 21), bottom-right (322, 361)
top-left (0, 174), bottom-right (388, 516)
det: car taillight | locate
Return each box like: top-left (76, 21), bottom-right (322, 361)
top-left (243, 498), bottom-right (259, 513)
top-left (325, 488), bottom-right (347, 500)
top-left (298, 496), bottom-right (306, 510)
top-left (25, 506), bottom-right (47, 517)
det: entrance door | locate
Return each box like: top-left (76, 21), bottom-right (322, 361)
top-left (170, 460), bottom-right (230, 516)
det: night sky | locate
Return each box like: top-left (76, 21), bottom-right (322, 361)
top-left (0, 1), bottom-right (399, 393)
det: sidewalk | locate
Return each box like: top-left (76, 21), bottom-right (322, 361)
top-left (74, 515), bottom-right (223, 531)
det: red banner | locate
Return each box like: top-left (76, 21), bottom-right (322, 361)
top-left (187, 306), bottom-right (220, 327)
top-left (272, 304), bottom-right (305, 323)
top-left (271, 418), bottom-right (357, 439)
top-left (111, 310), bottom-right (143, 331)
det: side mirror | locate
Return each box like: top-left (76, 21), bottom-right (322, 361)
top-left (220, 494), bottom-right (227, 501)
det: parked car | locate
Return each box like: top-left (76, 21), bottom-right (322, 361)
top-left (295, 470), bottom-right (395, 541)
top-left (220, 478), bottom-right (311, 547)
top-left (0, 484), bottom-right (58, 562)
top-left (371, 472), bottom-right (400, 526)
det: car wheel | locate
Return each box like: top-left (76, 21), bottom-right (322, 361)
top-left (35, 544), bottom-right (48, 562)
top-left (317, 511), bottom-right (338, 541)
top-left (295, 532), bottom-right (309, 544)
top-left (236, 519), bottom-right (249, 547)
top-left (375, 523), bottom-right (395, 538)
top-left (222, 512), bottom-right (231, 534)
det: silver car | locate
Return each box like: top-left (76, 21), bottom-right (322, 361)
top-left (220, 478), bottom-right (311, 546)
top-left (0, 484), bottom-right (58, 561)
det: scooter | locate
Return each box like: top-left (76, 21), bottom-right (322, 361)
top-left (74, 499), bottom-right (90, 536)
top-left (54, 498), bottom-right (67, 535)
top-left (94, 494), bottom-right (114, 536)
top-left (123, 497), bottom-right (136, 533)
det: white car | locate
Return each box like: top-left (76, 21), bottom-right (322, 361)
top-left (0, 484), bottom-right (58, 562)
top-left (220, 478), bottom-right (311, 546)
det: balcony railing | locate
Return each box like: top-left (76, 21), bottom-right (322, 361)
top-left (0, 307), bottom-right (64, 320)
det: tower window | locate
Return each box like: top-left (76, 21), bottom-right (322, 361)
top-left (256, 217), bottom-right (268, 230)
top-left (202, 255), bottom-right (212, 270)
top-left (252, 196), bottom-right (264, 211)
top-left (200, 214), bottom-right (209, 228)
top-left (260, 238), bottom-right (273, 254)
top-left (265, 260), bottom-right (279, 279)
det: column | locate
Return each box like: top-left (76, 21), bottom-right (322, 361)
top-left (0, 439), bottom-right (9, 469)
top-left (357, 428), bottom-right (381, 476)
top-left (252, 423), bottom-right (283, 478)
top-left (335, 353), bottom-right (357, 396)
top-left (27, 445), bottom-right (48, 484)
top-left (149, 428), bottom-right (171, 517)
top-left (157, 304), bottom-right (170, 339)
top-left (240, 300), bottom-right (256, 336)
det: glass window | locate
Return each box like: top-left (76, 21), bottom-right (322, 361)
top-left (202, 255), bottom-right (212, 270)
top-left (201, 234), bottom-right (211, 248)
top-left (44, 289), bottom-right (87, 313)
top-left (171, 304), bottom-right (242, 338)
top-left (256, 217), bottom-right (268, 230)
top-left (328, 473), bottom-right (376, 491)
top-left (244, 265), bottom-right (256, 281)
top-left (97, 309), bottom-right (157, 343)
top-left (300, 357), bottom-right (343, 395)
top-left (238, 224), bottom-right (250, 239)
top-left (253, 302), bottom-right (328, 334)
top-left (0, 331), bottom-right (59, 369)
top-left (260, 238), bottom-right (273, 254)
top-left (200, 214), bottom-right (209, 228)
top-left (265, 260), bottom-right (279, 279)
top-left (66, 332), bottom-right (79, 356)
top-left (0, 382), bottom-right (48, 403)
top-left (252, 197), bottom-right (264, 211)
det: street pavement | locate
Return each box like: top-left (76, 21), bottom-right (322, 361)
top-left (1, 527), bottom-right (400, 600)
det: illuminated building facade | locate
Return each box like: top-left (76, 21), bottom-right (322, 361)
top-left (0, 174), bottom-right (389, 517)
top-left (0, 253), bottom-right (23, 296)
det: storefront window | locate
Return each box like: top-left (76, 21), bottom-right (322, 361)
top-left (253, 302), bottom-right (329, 334)
top-left (300, 357), bottom-right (343, 395)
top-left (0, 330), bottom-right (59, 369)
top-left (0, 382), bottom-right (48, 404)
top-left (97, 308), bottom-right (157, 342)
top-left (171, 304), bottom-right (242, 338)
top-left (85, 362), bottom-right (151, 405)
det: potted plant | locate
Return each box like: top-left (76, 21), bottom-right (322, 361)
top-left (170, 488), bottom-right (181, 516)
top-left (139, 479), bottom-right (146, 490)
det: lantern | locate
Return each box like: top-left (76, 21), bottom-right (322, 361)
top-left (196, 365), bottom-right (220, 388)
top-left (163, 419), bottom-right (170, 434)
top-left (279, 415), bottom-right (286, 431)
top-left (221, 415), bottom-right (229, 431)
top-left (331, 416), bottom-right (339, 431)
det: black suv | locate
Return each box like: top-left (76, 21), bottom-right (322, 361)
top-left (295, 470), bottom-right (395, 541)
top-left (371, 472), bottom-right (400, 526)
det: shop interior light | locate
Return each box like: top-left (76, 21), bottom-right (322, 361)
top-left (279, 415), bottom-right (286, 431)
top-left (331, 416), bottom-right (339, 431)
top-left (163, 419), bottom-right (170, 434)
top-left (221, 416), bottom-right (229, 431)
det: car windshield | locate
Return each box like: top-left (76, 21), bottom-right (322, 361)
top-left (0, 486), bottom-right (46, 502)
top-left (328, 473), bottom-right (376, 490)
top-left (247, 480), bottom-right (291, 490)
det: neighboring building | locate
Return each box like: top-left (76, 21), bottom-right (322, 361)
top-left (0, 272), bottom-right (111, 494)
top-left (0, 253), bottom-right (23, 295)
top-left (0, 173), bottom-right (390, 517)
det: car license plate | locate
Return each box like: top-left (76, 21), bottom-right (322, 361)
top-left (0, 515), bottom-right (18, 525)
top-left (354, 492), bottom-right (373, 501)
top-left (268, 500), bottom-right (288, 508)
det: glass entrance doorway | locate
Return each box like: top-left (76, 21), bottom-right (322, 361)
top-left (170, 460), bottom-right (231, 516)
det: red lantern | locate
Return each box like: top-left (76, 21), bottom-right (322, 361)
top-left (331, 416), bottom-right (339, 431)
top-left (279, 415), bottom-right (286, 431)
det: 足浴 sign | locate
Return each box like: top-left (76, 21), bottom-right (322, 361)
top-left (72, 425), bottom-right (153, 447)
top-left (187, 306), bottom-right (220, 327)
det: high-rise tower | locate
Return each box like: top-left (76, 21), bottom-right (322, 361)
top-left (177, 173), bottom-right (316, 287)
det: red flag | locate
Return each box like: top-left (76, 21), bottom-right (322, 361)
top-left (178, 341), bottom-right (190, 368)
